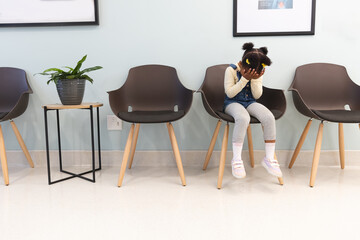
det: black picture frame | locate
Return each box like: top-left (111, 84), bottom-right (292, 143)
top-left (0, 0), bottom-right (99, 27)
top-left (233, 0), bottom-right (316, 37)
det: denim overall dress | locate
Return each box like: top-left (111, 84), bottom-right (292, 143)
top-left (224, 64), bottom-right (256, 111)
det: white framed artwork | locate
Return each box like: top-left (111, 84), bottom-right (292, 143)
top-left (233, 0), bottom-right (316, 36)
top-left (0, 0), bottom-right (99, 27)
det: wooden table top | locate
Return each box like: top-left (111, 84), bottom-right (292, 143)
top-left (42, 102), bottom-right (103, 110)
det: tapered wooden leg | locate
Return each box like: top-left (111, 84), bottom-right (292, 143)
top-left (217, 123), bottom-right (229, 189)
top-left (0, 125), bottom-right (9, 186)
top-left (274, 153), bottom-right (284, 185)
top-left (309, 122), bottom-right (324, 187)
top-left (10, 120), bottom-right (34, 168)
top-left (166, 122), bottom-right (186, 186)
top-left (118, 124), bottom-right (135, 187)
top-left (289, 119), bottom-right (312, 168)
top-left (338, 123), bottom-right (345, 169)
top-left (128, 124), bottom-right (140, 169)
top-left (203, 120), bottom-right (222, 170)
top-left (247, 125), bottom-right (255, 168)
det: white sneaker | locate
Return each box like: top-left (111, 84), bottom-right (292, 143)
top-left (261, 157), bottom-right (282, 177)
top-left (231, 159), bottom-right (246, 178)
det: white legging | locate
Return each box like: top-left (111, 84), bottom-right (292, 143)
top-left (224, 102), bottom-right (276, 143)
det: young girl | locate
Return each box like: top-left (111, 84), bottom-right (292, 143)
top-left (224, 42), bottom-right (282, 178)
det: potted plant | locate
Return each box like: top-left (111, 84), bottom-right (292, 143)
top-left (37, 55), bottom-right (102, 105)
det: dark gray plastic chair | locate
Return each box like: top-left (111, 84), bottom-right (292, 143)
top-left (0, 67), bottom-right (34, 186)
top-left (108, 65), bottom-right (194, 187)
top-left (288, 63), bottom-right (360, 187)
top-left (198, 64), bottom-right (286, 189)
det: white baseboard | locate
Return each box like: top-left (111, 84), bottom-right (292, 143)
top-left (4, 150), bottom-right (360, 168)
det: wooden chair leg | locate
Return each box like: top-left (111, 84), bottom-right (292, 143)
top-left (247, 125), bottom-right (255, 168)
top-left (217, 123), bottom-right (229, 189)
top-left (166, 122), bottom-right (186, 186)
top-left (203, 120), bottom-right (222, 170)
top-left (117, 124), bottom-right (135, 187)
top-left (289, 119), bottom-right (312, 168)
top-left (274, 153), bottom-right (284, 185)
top-left (10, 120), bottom-right (34, 168)
top-left (338, 123), bottom-right (345, 169)
top-left (309, 122), bottom-right (324, 187)
top-left (128, 124), bottom-right (140, 169)
top-left (0, 124), bottom-right (9, 186)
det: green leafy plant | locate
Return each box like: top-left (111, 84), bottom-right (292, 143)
top-left (37, 55), bottom-right (102, 85)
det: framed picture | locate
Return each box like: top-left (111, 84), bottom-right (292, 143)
top-left (233, 0), bottom-right (316, 36)
top-left (0, 0), bottom-right (99, 27)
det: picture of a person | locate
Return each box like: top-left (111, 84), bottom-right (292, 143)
top-left (258, 0), bottom-right (293, 10)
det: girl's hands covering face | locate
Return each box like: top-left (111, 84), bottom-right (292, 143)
top-left (239, 62), bottom-right (265, 80)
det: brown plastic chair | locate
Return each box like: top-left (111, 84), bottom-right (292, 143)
top-left (108, 64), bottom-right (194, 187)
top-left (198, 64), bottom-right (286, 189)
top-left (288, 63), bottom-right (360, 187)
top-left (0, 67), bottom-right (34, 186)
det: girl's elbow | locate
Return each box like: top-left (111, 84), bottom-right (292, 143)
top-left (253, 92), bottom-right (263, 99)
top-left (225, 90), bottom-right (234, 98)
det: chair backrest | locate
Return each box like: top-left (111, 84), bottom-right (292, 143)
top-left (120, 65), bottom-right (191, 112)
top-left (0, 67), bottom-right (31, 111)
top-left (199, 64), bottom-right (228, 116)
top-left (290, 63), bottom-right (357, 110)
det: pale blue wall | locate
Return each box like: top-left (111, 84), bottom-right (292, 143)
top-left (1, 0), bottom-right (360, 151)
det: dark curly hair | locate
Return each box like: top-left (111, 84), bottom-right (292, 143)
top-left (241, 42), bottom-right (272, 74)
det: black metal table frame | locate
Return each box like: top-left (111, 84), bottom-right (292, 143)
top-left (43, 105), bottom-right (102, 184)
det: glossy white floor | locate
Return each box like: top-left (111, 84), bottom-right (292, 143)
top-left (1, 156), bottom-right (360, 240)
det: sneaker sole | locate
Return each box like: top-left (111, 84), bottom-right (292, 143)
top-left (261, 161), bottom-right (282, 178)
top-left (232, 169), bottom-right (246, 179)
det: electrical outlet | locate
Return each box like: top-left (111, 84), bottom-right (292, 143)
top-left (107, 115), bottom-right (122, 130)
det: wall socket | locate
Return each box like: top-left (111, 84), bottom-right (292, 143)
top-left (107, 115), bottom-right (122, 130)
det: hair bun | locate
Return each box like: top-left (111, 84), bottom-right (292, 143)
top-left (242, 42), bottom-right (254, 51)
top-left (259, 47), bottom-right (268, 55)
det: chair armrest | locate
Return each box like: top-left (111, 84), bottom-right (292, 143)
top-left (256, 87), bottom-right (286, 120)
top-left (349, 81), bottom-right (360, 111)
top-left (289, 88), bottom-right (319, 119)
top-left (1, 92), bottom-right (30, 121)
top-left (197, 90), bottom-right (221, 119)
top-left (107, 86), bottom-right (128, 116)
top-left (178, 88), bottom-right (194, 115)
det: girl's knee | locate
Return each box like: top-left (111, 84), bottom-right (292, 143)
top-left (263, 113), bottom-right (275, 125)
top-left (234, 114), bottom-right (250, 125)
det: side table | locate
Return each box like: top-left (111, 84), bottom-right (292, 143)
top-left (42, 103), bottom-right (103, 184)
